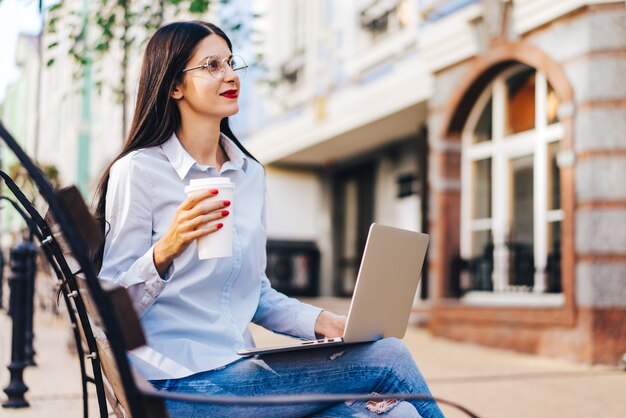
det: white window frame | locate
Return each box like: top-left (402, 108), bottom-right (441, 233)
top-left (460, 64), bottom-right (565, 306)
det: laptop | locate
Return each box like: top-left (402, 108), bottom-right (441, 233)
top-left (237, 223), bottom-right (429, 356)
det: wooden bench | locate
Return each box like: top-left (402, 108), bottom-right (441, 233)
top-left (0, 171), bottom-right (110, 418)
top-left (0, 120), bottom-right (478, 418)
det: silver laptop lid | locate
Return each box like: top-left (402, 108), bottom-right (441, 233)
top-left (343, 223), bottom-right (429, 343)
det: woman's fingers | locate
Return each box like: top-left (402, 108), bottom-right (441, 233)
top-left (181, 209), bottom-right (229, 231)
top-left (184, 222), bottom-right (224, 241)
top-left (179, 188), bottom-right (219, 211)
top-left (182, 199), bottom-right (230, 222)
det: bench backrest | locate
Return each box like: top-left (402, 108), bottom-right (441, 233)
top-left (54, 185), bottom-right (168, 418)
top-left (0, 170), bottom-right (115, 417)
top-left (0, 121), bottom-right (165, 418)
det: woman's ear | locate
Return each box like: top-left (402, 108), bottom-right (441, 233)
top-left (170, 83), bottom-right (184, 100)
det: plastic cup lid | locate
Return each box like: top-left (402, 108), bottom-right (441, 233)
top-left (185, 177), bottom-right (234, 193)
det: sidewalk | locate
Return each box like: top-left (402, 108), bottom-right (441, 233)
top-left (1, 299), bottom-right (625, 417)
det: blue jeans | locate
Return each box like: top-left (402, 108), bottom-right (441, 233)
top-left (149, 338), bottom-right (444, 417)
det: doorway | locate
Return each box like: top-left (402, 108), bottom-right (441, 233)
top-left (332, 163), bottom-right (375, 296)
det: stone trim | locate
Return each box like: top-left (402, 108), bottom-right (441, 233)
top-left (577, 200), bottom-right (626, 210)
top-left (561, 49), bottom-right (626, 66)
top-left (578, 254), bottom-right (626, 263)
top-left (577, 99), bottom-right (626, 110)
top-left (576, 149), bottom-right (626, 161)
top-left (431, 303), bottom-right (576, 326)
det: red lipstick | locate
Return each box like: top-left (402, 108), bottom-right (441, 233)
top-left (220, 89), bottom-right (238, 99)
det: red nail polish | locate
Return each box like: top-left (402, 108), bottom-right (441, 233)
top-left (223, 200), bottom-right (231, 207)
top-left (211, 189), bottom-right (219, 195)
top-left (222, 210), bottom-right (229, 216)
top-left (217, 223), bottom-right (224, 229)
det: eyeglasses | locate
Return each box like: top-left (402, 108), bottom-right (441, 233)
top-left (182, 55), bottom-right (248, 79)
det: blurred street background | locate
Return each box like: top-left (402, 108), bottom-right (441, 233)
top-left (1, 0), bottom-right (626, 416)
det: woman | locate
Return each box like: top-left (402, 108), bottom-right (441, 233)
top-left (96, 21), bottom-right (443, 417)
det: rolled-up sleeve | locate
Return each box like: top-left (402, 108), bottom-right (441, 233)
top-left (99, 155), bottom-right (171, 316)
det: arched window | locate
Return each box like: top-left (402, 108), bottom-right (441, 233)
top-left (460, 64), bottom-right (563, 301)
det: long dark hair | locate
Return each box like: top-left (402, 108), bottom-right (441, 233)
top-left (94, 21), bottom-right (257, 268)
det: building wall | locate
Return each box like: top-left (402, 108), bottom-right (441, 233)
top-left (566, 2), bottom-right (626, 364)
top-left (428, 2), bottom-right (626, 364)
top-left (38, 0), bottom-right (83, 187)
top-left (374, 140), bottom-right (422, 233)
top-left (1, 34), bottom-right (41, 242)
top-left (248, 0), bottom-right (626, 364)
top-left (265, 166), bottom-right (322, 241)
top-left (2, 35), bottom-right (40, 156)
top-left (248, 0), bottom-right (433, 298)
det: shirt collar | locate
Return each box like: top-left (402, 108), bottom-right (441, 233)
top-left (161, 132), bottom-right (248, 180)
top-left (220, 132), bottom-right (248, 173)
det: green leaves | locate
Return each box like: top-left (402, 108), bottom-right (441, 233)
top-left (189, 0), bottom-right (210, 14)
top-left (43, 0), bottom-right (253, 134)
top-left (45, 0), bottom-right (226, 82)
top-left (44, 0), bottom-right (252, 79)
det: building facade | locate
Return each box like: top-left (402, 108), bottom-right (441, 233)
top-left (11, 0), bottom-right (624, 364)
top-left (246, 0), bottom-right (626, 364)
top-left (1, 33), bottom-right (41, 242)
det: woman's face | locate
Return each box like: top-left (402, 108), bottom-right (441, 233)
top-left (172, 35), bottom-right (240, 121)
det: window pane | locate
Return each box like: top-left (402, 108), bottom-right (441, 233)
top-left (472, 158), bottom-right (492, 219)
top-left (505, 68), bottom-right (536, 135)
top-left (470, 229), bottom-right (493, 291)
top-left (472, 229), bottom-right (492, 258)
top-left (473, 96), bottom-right (492, 143)
top-left (509, 155), bottom-right (534, 288)
top-left (547, 83), bottom-right (559, 125)
top-left (546, 221), bottom-right (562, 293)
top-left (548, 142), bottom-right (561, 210)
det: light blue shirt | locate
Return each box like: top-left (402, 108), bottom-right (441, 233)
top-left (99, 132), bottom-right (323, 380)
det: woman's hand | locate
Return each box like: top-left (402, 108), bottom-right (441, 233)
top-left (153, 188), bottom-right (230, 276)
top-left (314, 310), bottom-right (347, 339)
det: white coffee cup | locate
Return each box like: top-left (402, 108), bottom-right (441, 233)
top-left (184, 177), bottom-right (234, 259)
